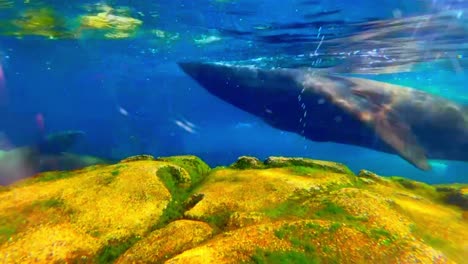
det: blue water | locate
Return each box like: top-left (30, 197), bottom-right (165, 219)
top-left (0, 0), bottom-right (467, 184)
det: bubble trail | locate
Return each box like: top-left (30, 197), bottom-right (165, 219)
top-left (314, 35), bottom-right (325, 55)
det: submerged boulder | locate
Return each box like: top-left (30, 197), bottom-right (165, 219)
top-left (230, 156), bottom-right (264, 169)
top-left (0, 155), bottom-right (466, 263)
top-left (264, 156), bottom-right (352, 174)
top-left (116, 220), bottom-right (213, 263)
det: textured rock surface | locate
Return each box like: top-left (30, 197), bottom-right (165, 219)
top-left (0, 156), bottom-right (466, 263)
top-left (116, 220), bottom-right (213, 263)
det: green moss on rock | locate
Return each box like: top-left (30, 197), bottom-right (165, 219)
top-left (156, 155), bottom-right (211, 184)
top-left (31, 171), bottom-right (74, 183)
top-left (32, 198), bottom-right (65, 210)
top-left (357, 170), bottom-right (386, 184)
top-left (95, 236), bottom-right (141, 264)
top-left (435, 186), bottom-right (468, 210)
top-left (154, 166), bottom-right (192, 228)
top-left (230, 156), bottom-right (264, 169)
top-left (0, 215), bottom-right (24, 244)
top-left (251, 249), bottom-right (320, 264)
top-left (0, 155), bottom-right (465, 263)
top-left (154, 159), bottom-right (210, 230)
top-left (116, 220), bottom-right (213, 263)
top-left (120, 155), bottom-right (155, 163)
top-left (264, 156), bottom-right (353, 175)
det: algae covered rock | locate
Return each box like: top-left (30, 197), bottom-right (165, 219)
top-left (435, 185), bottom-right (468, 210)
top-left (120, 154), bottom-right (155, 163)
top-left (229, 156), bottom-right (353, 175)
top-left (0, 155), bottom-right (466, 263)
top-left (264, 156), bottom-right (352, 174)
top-left (230, 156), bottom-right (264, 169)
top-left (0, 157), bottom-right (210, 263)
top-left (116, 220), bottom-right (213, 263)
top-left (156, 155), bottom-right (211, 184)
top-left (183, 164), bottom-right (355, 226)
top-left (357, 169), bottom-right (386, 184)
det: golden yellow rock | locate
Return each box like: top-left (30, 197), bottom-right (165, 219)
top-left (166, 221), bottom-right (291, 264)
top-left (0, 156), bottom-right (466, 263)
top-left (0, 160), bottom-right (176, 262)
top-left (116, 220), bottom-right (213, 263)
top-left (185, 167), bottom-right (354, 220)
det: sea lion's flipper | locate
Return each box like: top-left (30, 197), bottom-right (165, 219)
top-left (373, 113), bottom-right (430, 170)
top-left (350, 87), bottom-right (431, 170)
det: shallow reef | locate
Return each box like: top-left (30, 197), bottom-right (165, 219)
top-left (0, 155), bottom-right (466, 263)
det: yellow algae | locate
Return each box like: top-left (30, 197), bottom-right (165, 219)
top-left (0, 178), bottom-right (70, 212)
top-left (0, 223), bottom-right (100, 263)
top-left (61, 162), bottom-right (171, 241)
top-left (104, 31), bottom-right (132, 39)
top-left (167, 219), bottom-right (450, 264)
top-left (185, 168), bottom-right (352, 219)
top-left (461, 187), bottom-right (468, 195)
top-left (167, 221), bottom-right (292, 264)
top-left (227, 211), bottom-right (269, 229)
top-left (80, 12), bottom-right (142, 30)
top-left (116, 220), bottom-right (213, 263)
top-left (360, 171), bottom-right (468, 262)
top-left (393, 196), bottom-right (468, 262)
top-left (166, 246), bottom-right (220, 264)
top-left (330, 188), bottom-right (413, 237)
top-left (0, 156), bottom-right (465, 263)
top-left (80, 13), bottom-right (111, 29)
top-left (0, 160), bottom-right (174, 262)
top-left (8, 7), bottom-right (71, 39)
top-left (79, 5), bottom-right (143, 39)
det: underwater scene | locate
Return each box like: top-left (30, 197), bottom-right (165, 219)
top-left (0, 0), bottom-right (467, 263)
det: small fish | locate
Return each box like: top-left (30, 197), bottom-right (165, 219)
top-left (118, 106), bottom-right (129, 116)
top-left (174, 119), bottom-right (198, 134)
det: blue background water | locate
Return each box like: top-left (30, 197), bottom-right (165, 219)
top-left (0, 0), bottom-right (467, 184)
